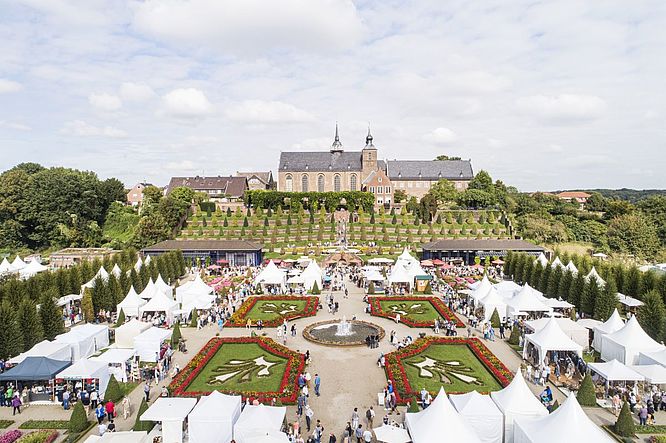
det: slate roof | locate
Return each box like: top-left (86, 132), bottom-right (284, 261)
top-left (142, 240), bottom-right (263, 252)
top-left (166, 176), bottom-right (248, 198)
top-left (422, 239), bottom-right (544, 252)
top-left (279, 151), bottom-right (363, 172)
top-left (386, 160), bottom-right (473, 180)
top-left (236, 171), bottom-right (273, 185)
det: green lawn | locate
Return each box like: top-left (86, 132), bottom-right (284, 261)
top-left (186, 342), bottom-right (288, 393)
top-left (244, 299), bottom-right (309, 323)
top-left (402, 343), bottom-right (502, 393)
top-left (379, 300), bottom-right (441, 323)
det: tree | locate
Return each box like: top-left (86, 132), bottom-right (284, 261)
top-left (0, 301), bottom-right (23, 359)
top-left (576, 373), bottom-right (596, 406)
top-left (623, 266), bottom-right (641, 299)
top-left (423, 281), bottom-right (432, 295)
top-left (456, 189), bottom-right (495, 209)
top-left (468, 170), bottom-right (494, 192)
top-left (134, 398), bottom-right (154, 432)
top-left (568, 272), bottom-right (586, 309)
top-left (613, 402), bottom-right (635, 438)
top-left (190, 309), bottom-right (198, 327)
top-left (607, 213), bottom-right (660, 259)
top-left (508, 324), bottom-right (521, 345)
top-left (638, 290), bottom-right (666, 342)
top-left (40, 289), bottom-right (64, 340)
top-left (581, 279), bottom-right (600, 316)
top-left (368, 281), bottom-right (375, 295)
top-left (105, 376), bottom-right (124, 402)
top-left (69, 401), bottom-right (89, 433)
top-left (428, 179), bottom-right (458, 207)
top-left (18, 299), bottom-right (43, 351)
top-left (546, 266), bottom-right (562, 299)
top-left (538, 262), bottom-right (552, 294)
top-left (171, 322), bottom-right (182, 347)
top-left (558, 270), bottom-right (574, 302)
top-left (311, 281), bottom-right (321, 295)
top-left (594, 277), bottom-right (618, 321)
top-left (115, 309), bottom-right (126, 327)
top-left (394, 190), bottom-right (407, 203)
top-left (142, 185), bottom-right (164, 206)
top-left (490, 308), bottom-right (501, 328)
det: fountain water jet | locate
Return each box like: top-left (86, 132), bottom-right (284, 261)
top-left (335, 316), bottom-right (353, 336)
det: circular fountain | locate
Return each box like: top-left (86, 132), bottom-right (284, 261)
top-left (303, 317), bottom-right (385, 346)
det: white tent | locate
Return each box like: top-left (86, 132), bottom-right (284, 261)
top-left (469, 275), bottom-right (492, 301)
top-left (83, 266), bottom-right (110, 289)
top-left (372, 425), bottom-right (411, 443)
top-left (144, 255), bottom-right (151, 265)
top-left (405, 387), bottom-right (481, 443)
top-left (480, 287), bottom-right (508, 322)
top-left (57, 358), bottom-right (111, 397)
top-left (133, 327), bottom-right (172, 362)
top-left (588, 359), bottom-right (644, 382)
top-left (234, 404), bottom-right (287, 443)
top-left (523, 317), bottom-right (583, 364)
top-left (9, 340), bottom-right (72, 364)
top-left (585, 266), bottom-right (606, 287)
top-left (513, 394), bottom-right (614, 443)
top-left (368, 258), bottom-right (394, 265)
top-left (505, 284), bottom-right (552, 318)
top-left (396, 248), bottom-right (418, 268)
top-left (526, 317), bottom-right (589, 349)
top-left (115, 319), bottom-right (151, 348)
top-left (154, 274), bottom-right (172, 295)
top-left (534, 253), bottom-right (548, 268)
top-left (139, 291), bottom-right (179, 323)
top-left (0, 257), bottom-right (13, 275)
top-left (117, 286), bottom-right (147, 318)
top-left (490, 370), bottom-right (548, 443)
top-left (175, 273), bottom-right (214, 302)
top-left (91, 348), bottom-right (136, 382)
top-left (134, 257), bottom-right (143, 272)
top-left (180, 293), bottom-right (215, 315)
top-left (592, 309), bottom-right (624, 352)
top-left (449, 390), bottom-right (503, 443)
top-left (600, 316), bottom-right (665, 365)
top-left (19, 259), bottom-right (48, 279)
top-left (493, 281), bottom-right (521, 293)
top-left (139, 279), bottom-right (157, 299)
top-left (253, 261), bottom-right (287, 289)
top-left (388, 264), bottom-right (413, 289)
top-left (11, 255), bottom-right (27, 271)
top-left (188, 391), bottom-right (242, 443)
top-left (140, 397), bottom-right (197, 443)
top-left (301, 260), bottom-right (323, 291)
top-left (631, 365), bottom-right (666, 384)
top-left (84, 431), bottom-right (148, 443)
top-left (55, 324), bottom-right (109, 361)
top-left (565, 260), bottom-right (578, 275)
top-left (364, 269), bottom-right (385, 282)
top-left (550, 257), bottom-right (564, 269)
top-left (617, 293), bottom-right (644, 308)
top-left (405, 260), bottom-right (428, 281)
top-left (576, 318), bottom-right (603, 330)
top-left (639, 349), bottom-right (666, 367)
top-left (111, 263), bottom-right (122, 278)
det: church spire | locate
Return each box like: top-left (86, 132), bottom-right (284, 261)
top-left (365, 123), bottom-right (374, 148)
top-left (331, 122), bottom-right (343, 152)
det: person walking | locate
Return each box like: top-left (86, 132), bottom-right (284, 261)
top-left (105, 399), bottom-right (115, 422)
top-left (351, 408), bottom-right (359, 430)
top-left (11, 394), bottom-right (21, 415)
top-left (362, 427), bottom-right (372, 443)
top-left (314, 374), bottom-right (321, 397)
top-left (365, 406), bottom-right (375, 428)
top-left (91, 389), bottom-right (99, 409)
top-left (354, 424), bottom-right (363, 443)
top-left (305, 404), bottom-right (314, 432)
top-left (62, 390), bottom-right (70, 410)
top-left (143, 382), bottom-right (150, 402)
top-left (314, 420), bottom-right (324, 443)
top-left (95, 403), bottom-right (106, 424)
top-left (122, 396), bottom-right (131, 419)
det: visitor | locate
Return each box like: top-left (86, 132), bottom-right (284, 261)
top-left (62, 389), bottom-right (70, 410)
top-left (97, 421), bottom-right (107, 436)
top-left (351, 407), bottom-right (360, 430)
top-left (305, 405), bottom-right (314, 432)
top-left (314, 420), bottom-right (324, 443)
top-left (362, 427), bottom-right (372, 443)
top-left (144, 382), bottom-right (150, 401)
top-left (95, 403), bottom-right (106, 424)
top-left (11, 394), bottom-right (21, 415)
top-left (105, 399), bottom-right (115, 421)
top-left (365, 406), bottom-right (375, 428)
top-left (314, 373), bottom-right (321, 396)
top-left (354, 424), bottom-right (363, 443)
top-left (639, 404), bottom-right (648, 425)
top-left (122, 396), bottom-right (131, 420)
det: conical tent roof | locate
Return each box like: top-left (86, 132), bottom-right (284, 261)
top-left (506, 284), bottom-right (551, 313)
top-left (154, 274), bottom-right (172, 295)
top-left (565, 260), bottom-right (578, 275)
top-left (406, 260), bottom-right (428, 279)
top-left (535, 253), bottom-right (548, 267)
top-left (144, 255), bottom-right (152, 265)
top-left (139, 279), bottom-right (157, 299)
top-left (396, 248), bottom-right (418, 267)
top-left (480, 287), bottom-right (508, 320)
top-left (523, 317), bottom-right (583, 363)
top-left (604, 316), bottom-right (662, 349)
top-left (111, 263), bottom-right (122, 278)
top-left (117, 286), bottom-right (147, 314)
top-left (449, 390), bottom-right (502, 417)
top-left (585, 266), bottom-right (606, 286)
top-left (253, 261), bottom-right (286, 286)
top-left (0, 258), bottom-right (12, 274)
top-left (406, 387), bottom-right (481, 443)
top-left (388, 263), bottom-right (412, 285)
top-left (596, 308), bottom-right (624, 334)
top-left (449, 390), bottom-right (503, 443)
top-left (551, 257), bottom-right (564, 269)
top-left (470, 275), bottom-right (492, 301)
top-left (189, 391), bottom-right (241, 420)
top-left (140, 291), bottom-right (178, 313)
top-left (515, 394), bottom-right (614, 443)
top-left (11, 255), bottom-right (27, 270)
top-left (301, 260), bottom-right (323, 291)
top-left (491, 370), bottom-right (548, 417)
top-left (134, 257), bottom-right (143, 272)
top-left (20, 259), bottom-right (48, 277)
top-left (588, 359), bottom-right (644, 382)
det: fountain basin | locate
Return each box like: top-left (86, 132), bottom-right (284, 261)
top-left (303, 319), bottom-right (385, 346)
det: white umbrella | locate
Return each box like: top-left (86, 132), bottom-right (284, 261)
top-left (373, 425), bottom-right (411, 443)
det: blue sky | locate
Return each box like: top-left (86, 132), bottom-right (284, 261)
top-left (0, 0), bottom-right (664, 191)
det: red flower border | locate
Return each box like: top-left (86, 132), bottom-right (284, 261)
top-left (368, 296), bottom-right (464, 328)
top-left (383, 336), bottom-right (513, 404)
top-left (226, 296), bottom-right (319, 327)
top-left (169, 337), bottom-right (305, 404)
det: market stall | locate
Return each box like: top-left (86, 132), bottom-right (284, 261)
top-left (600, 316), bottom-right (665, 365)
top-left (522, 317), bottom-right (583, 366)
top-left (133, 327), bottom-right (172, 362)
top-left (233, 404), bottom-right (287, 443)
top-left (140, 397), bottom-right (197, 443)
top-left (57, 358), bottom-right (111, 398)
top-left (0, 356), bottom-right (71, 403)
top-left (91, 348), bottom-right (136, 383)
top-left (449, 390), bottom-right (503, 443)
top-left (117, 286), bottom-right (147, 318)
top-left (9, 340), bottom-right (72, 365)
top-left (188, 391), bottom-right (241, 443)
top-left (55, 324), bottom-right (110, 361)
top-left (115, 319), bottom-right (151, 349)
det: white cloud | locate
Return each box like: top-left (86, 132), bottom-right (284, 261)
top-left (60, 120), bottom-right (127, 138)
top-left (0, 120), bottom-right (31, 131)
top-left (119, 82), bottom-right (155, 102)
top-left (291, 137), bottom-right (332, 150)
top-left (225, 100), bottom-right (314, 124)
top-left (161, 88), bottom-right (213, 119)
top-left (516, 94), bottom-right (607, 123)
top-left (132, 0), bottom-right (363, 53)
top-left (545, 144), bottom-right (563, 153)
top-left (0, 79), bottom-right (22, 93)
top-left (423, 127), bottom-right (458, 145)
top-left (164, 160), bottom-right (196, 171)
top-left (88, 93), bottom-right (122, 111)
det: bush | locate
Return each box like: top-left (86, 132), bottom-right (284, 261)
top-left (508, 325), bottom-right (521, 345)
top-left (105, 376), bottom-right (123, 403)
top-left (0, 430), bottom-right (23, 443)
top-left (133, 398), bottom-right (154, 432)
top-left (576, 373), bottom-right (597, 407)
top-left (68, 402), bottom-right (88, 434)
top-left (614, 402), bottom-right (635, 437)
top-left (190, 309), bottom-right (198, 328)
top-left (114, 309), bottom-right (125, 327)
top-left (16, 431), bottom-right (58, 443)
top-left (423, 281), bottom-right (432, 295)
top-left (407, 398), bottom-right (420, 413)
top-left (368, 281), bottom-right (375, 295)
top-left (490, 308), bottom-right (501, 328)
top-left (310, 281), bottom-right (321, 295)
top-left (171, 322), bottom-right (181, 347)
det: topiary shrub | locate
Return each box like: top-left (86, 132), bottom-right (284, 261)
top-left (68, 402), bottom-right (88, 434)
top-left (407, 398), bottom-right (420, 412)
top-left (368, 281), bottom-right (375, 295)
top-left (490, 308), bottom-right (501, 328)
top-left (114, 309), bottom-right (125, 327)
top-left (614, 402), bottom-right (635, 438)
top-left (170, 322), bottom-right (181, 348)
top-left (133, 398), bottom-right (154, 432)
top-left (576, 373), bottom-right (597, 407)
top-left (310, 281), bottom-right (321, 295)
top-left (423, 281), bottom-right (432, 295)
top-left (189, 309), bottom-right (198, 328)
top-left (104, 376), bottom-right (123, 403)
top-left (508, 324), bottom-right (521, 345)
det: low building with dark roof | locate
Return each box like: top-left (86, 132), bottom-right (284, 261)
top-left (166, 176), bottom-right (248, 201)
top-left (422, 239), bottom-right (545, 264)
top-left (235, 171), bottom-right (275, 190)
top-left (142, 240), bottom-right (263, 267)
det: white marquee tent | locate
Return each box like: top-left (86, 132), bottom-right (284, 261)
top-left (449, 390), bottom-right (503, 443)
top-left (469, 275), bottom-right (492, 302)
top-left (140, 397), bottom-right (197, 443)
top-left (550, 257), bottom-right (564, 269)
top-left (600, 316), bottom-right (665, 365)
top-left (493, 280), bottom-right (521, 294)
top-left (405, 387), bottom-right (481, 443)
top-left (588, 359), bottom-right (644, 382)
top-left (0, 257), bottom-right (13, 275)
top-left (9, 340), bottom-right (72, 364)
top-left (19, 259), bottom-right (48, 279)
top-left (84, 431), bottom-right (148, 443)
top-left (11, 255), bottom-right (27, 271)
top-left (592, 309), bottom-right (625, 352)
top-left (115, 319), bottom-right (151, 349)
top-left (82, 266), bottom-right (110, 290)
top-left (253, 261), bottom-right (287, 290)
top-left (175, 274), bottom-right (214, 302)
top-left (565, 260), bottom-right (578, 275)
top-left (523, 317), bottom-right (583, 365)
top-left (111, 263), bottom-right (122, 278)
top-left (405, 260), bottom-right (428, 281)
top-left (134, 327), bottom-right (172, 362)
top-left (134, 257), bottom-right (143, 272)
top-left (154, 274), bottom-right (172, 295)
top-left (57, 358), bottom-right (111, 397)
top-left (479, 287), bottom-right (508, 322)
top-left (513, 394), bottom-right (614, 443)
top-left (505, 284), bottom-right (552, 318)
top-left (534, 253), bottom-right (548, 268)
top-left (139, 279), bottom-right (158, 299)
top-left (233, 404), bottom-right (287, 443)
top-left (639, 349), bottom-right (666, 367)
top-left (139, 291), bottom-right (179, 323)
top-left (91, 348), bottom-right (136, 382)
top-left (396, 248), bottom-right (419, 268)
top-left (301, 260), bottom-right (323, 291)
top-left (631, 365), bottom-right (666, 385)
top-left (55, 323), bottom-right (109, 361)
top-left (490, 370), bottom-right (548, 443)
top-left (526, 316), bottom-right (589, 349)
top-left (388, 264), bottom-right (413, 290)
top-left (188, 391), bottom-right (241, 443)
top-left (585, 266), bottom-right (606, 287)
top-left (117, 286), bottom-right (147, 318)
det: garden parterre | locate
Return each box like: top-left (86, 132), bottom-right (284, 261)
top-left (368, 296), bottom-right (464, 328)
top-left (226, 296), bottom-right (318, 327)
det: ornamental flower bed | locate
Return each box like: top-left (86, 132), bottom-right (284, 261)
top-left (0, 430), bottom-right (23, 443)
top-left (384, 336), bottom-right (513, 404)
top-left (169, 337), bottom-right (305, 404)
top-left (226, 296), bottom-right (318, 327)
top-left (368, 296), bottom-right (464, 328)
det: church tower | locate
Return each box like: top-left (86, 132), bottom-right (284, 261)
top-left (330, 123), bottom-right (343, 153)
top-left (362, 126), bottom-right (377, 174)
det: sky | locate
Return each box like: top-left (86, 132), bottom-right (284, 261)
top-left (0, 0), bottom-right (665, 191)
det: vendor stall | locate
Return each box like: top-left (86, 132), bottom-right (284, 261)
top-left (115, 319), bottom-right (151, 349)
top-left (188, 391), bottom-right (241, 443)
top-left (134, 327), bottom-right (172, 362)
top-left (139, 291), bottom-right (179, 325)
top-left (117, 286), bottom-right (147, 318)
top-left (140, 397), bottom-right (197, 443)
top-left (9, 340), bottom-right (72, 364)
top-left (522, 317), bottom-right (583, 366)
top-left (55, 324), bottom-right (110, 361)
top-left (234, 404), bottom-right (287, 443)
top-left (91, 348), bottom-right (136, 383)
top-left (600, 316), bottom-right (665, 365)
top-left (0, 357), bottom-right (71, 403)
top-left (57, 358), bottom-right (111, 398)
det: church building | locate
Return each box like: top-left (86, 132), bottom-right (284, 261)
top-left (277, 126), bottom-right (474, 207)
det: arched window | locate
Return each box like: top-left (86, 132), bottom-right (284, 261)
top-left (350, 174), bottom-right (357, 191)
top-left (318, 174), bottom-right (325, 192)
top-left (334, 174), bottom-right (341, 192)
top-left (301, 174), bottom-right (309, 192)
top-left (285, 174), bottom-right (293, 192)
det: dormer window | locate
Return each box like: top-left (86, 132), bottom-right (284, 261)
top-left (305, 164), bottom-right (309, 170)
top-left (328, 165), bottom-right (332, 170)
